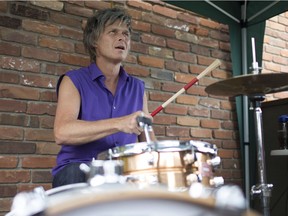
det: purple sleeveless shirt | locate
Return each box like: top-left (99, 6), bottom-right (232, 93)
top-left (52, 63), bottom-right (144, 176)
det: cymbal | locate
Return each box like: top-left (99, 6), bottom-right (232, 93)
top-left (205, 73), bottom-right (288, 97)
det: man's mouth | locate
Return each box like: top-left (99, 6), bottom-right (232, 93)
top-left (115, 45), bottom-right (125, 50)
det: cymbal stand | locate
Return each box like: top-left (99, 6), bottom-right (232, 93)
top-left (249, 94), bottom-right (273, 216)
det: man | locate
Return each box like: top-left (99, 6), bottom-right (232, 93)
top-left (52, 7), bottom-right (153, 188)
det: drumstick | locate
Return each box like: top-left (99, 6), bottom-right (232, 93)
top-left (151, 59), bottom-right (221, 117)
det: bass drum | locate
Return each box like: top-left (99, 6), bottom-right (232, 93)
top-left (43, 183), bottom-right (257, 216)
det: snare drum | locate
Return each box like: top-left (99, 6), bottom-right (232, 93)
top-left (99, 140), bottom-right (221, 191)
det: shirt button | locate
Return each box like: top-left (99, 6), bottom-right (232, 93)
top-left (113, 106), bottom-right (116, 109)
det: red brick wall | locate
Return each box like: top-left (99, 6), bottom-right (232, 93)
top-left (0, 1), bottom-right (287, 215)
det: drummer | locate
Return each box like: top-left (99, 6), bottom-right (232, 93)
top-left (52, 7), bottom-right (154, 188)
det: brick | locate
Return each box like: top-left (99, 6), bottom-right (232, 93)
top-left (50, 11), bottom-right (81, 28)
top-left (60, 53), bottom-right (90, 67)
top-left (210, 30), bottom-right (230, 42)
top-left (190, 26), bottom-right (209, 37)
top-left (222, 140), bottom-right (240, 149)
top-left (263, 62), bottom-right (281, 73)
top-left (198, 37), bottom-right (219, 49)
top-left (17, 183), bottom-right (52, 193)
top-left (177, 116), bottom-right (199, 127)
top-left (164, 19), bottom-right (190, 32)
top-left (32, 170), bottom-right (53, 183)
top-left (0, 141), bottom-right (36, 154)
top-left (174, 51), bottom-right (197, 63)
top-left (166, 126), bottom-right (190, 137)
top-left (186, 85), bottom-right (207, 96)
top-left (164, 104), bottom-right (188, 115)
top-left (0, 1), bottom-right (7, 13)
top-left (0, 71), bottom-right (19, 84)
top-left (211, 110), bottom-right (230, 120)
top-left (0, 185), bottom-right (17, 197)
top-left (0, 127), bottom-right (23, 140)
top-left (175, 31), bottom-right (198, 44)
top-left (190, 128), bottom-right (212, 138)
top-left (10, 3), bottom-right (48, 20)
top-left (39, 116), bottom-right (54, 129)
top-left (22, 46), bottom-right (59, 62)
top-left (177, 12), bottom-right (197, 24)
top-left (20, 74), bottom-right (57, 89)
top-left (141, 33), bottom-right (166, 47)
top-left (39, 36), bottom-right (75, 52)
top-left (200, 119), bottom-right (220, 129)
top-left (0, 42), bottom-right (21, 56)
top-left (153, 115), bottom-right (176, 125)
top-left (218, 149), bottom-right (234, 159)
top-left (40, 90), bottom-right (57, 102)
top-left (220, 101), bottom-right (235, 110)
top-left (0, 156), bottom-right (18, 168)
top-left (174, 72), bottom-right (195, 84)
top-left (64, 3), bottom-right (93, 18)
top-left (84, 1), bottom-right (111, 10)
top-left (152, 125), bottom-right (165, 136)
top-left (1, 85), bottom-right (40, 100)
top-left (0, 170), bottom-right (30, 183)
top-left (22, 156), bottom-right (56, 168)
top-left (198, 98), bottom-right (219, 109)
top-left (149, 92), bottom-right (173, 102)
top-left (176, 95), bottom-right (198, 105)
top-left (125, 54), bottom-right (137, 64)
top-left (150, 69), bottom-right (173, 81)
top-left (162, 82), bottom-right (182, 93)
top-left (213, 130), bottom-right (233, 140)
top-left (0, 15), bottom-right (21, 29)
top-left (167, 39), bottom-right (190, 52)
top-left (199, 18), bottom-right (221, 30)
top-left (124, 64), bottom-right (150, 77)
top-left (22, 19), bottom-right (60, 36)
top-left (130, 41), bottom-right (149, 54)
top-left (138, 56), bottom-right (164, 68)
top-left (0, 29), bottom-right (37, 45)
top-left (26, 102), bottom-right (56, 116)
top-left (188, 107), bottom-right (209, 118)
top-left (165, 60), bottom-right (189, 73)
top-left (211, 50), bottom-right (231, 61)
top-left (60, 27), bottom-right (83, 41)
top-left (127, 1), bottom-right (153, 11)
top-left (142, 12), bottom-right (167, 26)
top-left (149, 47), bottom-right (173, 59)
top-left (25, 128), bottom-right (54, 142)
top-left (1, 57), bottom-right (40, 73)
top-left (219, 41), bottom-right (230, 52)
top-left (191, 46), bottom-right (210, 57)
top-left (30, 1), bottom-right (64, 11)
top-left (151, 24), bottom-right (175, 38)
top-left (0, 114), bottom-right (29, 127)
top-left (221, 121), bottom-right (237, 130)
top-left (36, 142), bottom-right (61, 155)
top-left (45, 64), bottom-right (74, 76)
top-left (265, 44), bottom-right (281, 55)
top-left (221, 159), bottom-right (240, 169)
top-left (153, 5), bottom-right (177, 19)
top-left (132, 20), bottom-right (151, 32)
top-left (0, 197), bottom-right (13, 212)
top-left (211, 69), bottom-right (232, 79)
top-left (75, 43), bottom-right (87, 55)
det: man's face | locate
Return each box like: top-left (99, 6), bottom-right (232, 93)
top-left (95, 20), bottom-right (131, 64)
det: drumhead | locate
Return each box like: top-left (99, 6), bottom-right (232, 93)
top-left (44, 184), bottom-right (245, 216)
top-left (102, 140), bottom-right (192, 158)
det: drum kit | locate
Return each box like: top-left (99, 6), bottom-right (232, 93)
top-left (7, 58), bottom-right (288, 216)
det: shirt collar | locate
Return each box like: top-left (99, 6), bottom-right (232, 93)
top-left (88, 63), bottom-right (129, 82)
